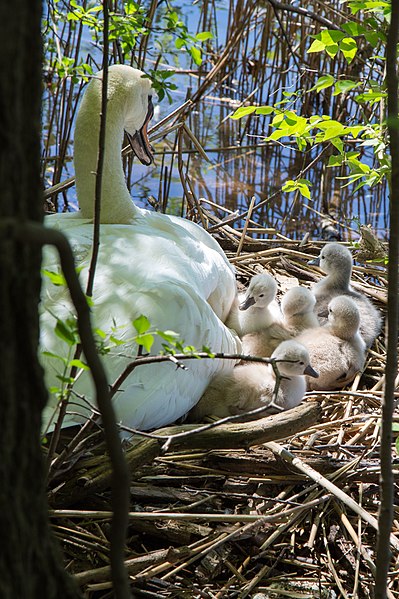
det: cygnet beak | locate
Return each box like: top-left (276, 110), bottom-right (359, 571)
top-left (126, 96), bottom-right (154, 166)
top-left (305, 364), bottom-right (319, 378)
top-left (239, 295), bottom-right (256, 310)
top-left (308, 256), bottom-right (320, 267)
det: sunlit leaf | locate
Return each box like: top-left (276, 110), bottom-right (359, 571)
top-left (189, 46), bottom-right (202, 65)
top-left (133, 314), bottom-right (151, 334)
top-left (42, 269), bottom-right (66, 286)
top-left (333, 79), bottom-right (359, 95)
top-left (69, 359), bottom-right (89, 370)
top-left (340, 37), bottom-right (358, 64)
top-left (308, 75), bottom-right (335, 92)
top-left (135, 333), bottom-right (154, 352)
top-left (195, 31), bottom-right (213, 41)
top-left (230, 106), bottom-right (257, 119)
top-left (307, 39), bottom-right (326, 54)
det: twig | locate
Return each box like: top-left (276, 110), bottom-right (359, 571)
top-left (264, 441), bottom-right (399, 552)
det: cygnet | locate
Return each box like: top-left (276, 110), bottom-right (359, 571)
top-left (235, 272), bottom-right (282, 336)
top-left (295, 295), bottom-right (367, 391)
top-left (187, 340), bottom-right (319, 422)
top-left (281, 286), bottom-right (319, 334)
top-left (309, 242), bottom-right (382, 347)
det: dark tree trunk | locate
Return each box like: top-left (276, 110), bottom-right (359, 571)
top-left (0, 2), bottom-right (81, 597)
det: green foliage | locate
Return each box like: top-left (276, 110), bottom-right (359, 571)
top-left (229, 0), bottom-right (392, 200)
top-left (43, 1), bottom-right (213, 102)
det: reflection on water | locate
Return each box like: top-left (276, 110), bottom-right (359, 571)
top-left (42, 0), bottom-right (389, 242)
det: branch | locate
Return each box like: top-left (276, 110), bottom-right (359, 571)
top-left (265, 441), bottom-right (399, 553)
top-left (49, 401), bottom-right (322, 506)
top-left (375, 3), bottom-right (399, 597)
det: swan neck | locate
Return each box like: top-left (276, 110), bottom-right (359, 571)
top-left (74, 101), bottom-right (139, 223)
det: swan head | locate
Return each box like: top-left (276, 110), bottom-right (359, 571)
top-left (272, 340), bottom-right (319, 378)
top-left (309, 243), bottom-right (353, 277)
top-left (327, 295), bottom-right (360, 337)
top-left (94, 65), bottom-right (154, 165)
top-left (240, 273), bottom-right (277, 310)
top-left (281, 287), bottom-right (316, 317)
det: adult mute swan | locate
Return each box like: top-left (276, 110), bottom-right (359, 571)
top-left (187, 340), bottom-right (319, 422)
top-left (309, 243), bottom-right (382, 348)
top-left (41, 65), bottom-right (241, 433)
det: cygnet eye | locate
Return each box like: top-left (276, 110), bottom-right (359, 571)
top-left (299, 361), bottom-right (304, 365)
top-left (259, 293), bottom-right (264, 298)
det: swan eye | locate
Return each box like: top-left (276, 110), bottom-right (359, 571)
top-left (299, 361), bottom-right (304, 365)
top-left (259, 293), bottom-right (264, 298)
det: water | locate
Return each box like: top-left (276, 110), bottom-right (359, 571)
top-left (42, 0), bottom-right (389, 242)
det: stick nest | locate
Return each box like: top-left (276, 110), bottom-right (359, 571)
top-left (47, 230), bottom-right (398, 598)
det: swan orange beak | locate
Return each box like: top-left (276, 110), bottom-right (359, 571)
top-left (126, 96), bottom-right (154, 165)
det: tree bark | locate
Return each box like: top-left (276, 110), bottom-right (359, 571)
top-left (0, 1), bottom-right (81, 597)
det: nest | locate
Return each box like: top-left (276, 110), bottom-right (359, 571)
top-left (46, 230), bottom-right (398, 598)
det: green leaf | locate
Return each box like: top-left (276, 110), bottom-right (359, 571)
top-left (364, 30), bottom-right (382, 47)
top-left (56, 374), bottom-right (75, 385)
top-left (135, 333), bottom-right (154, 352)
top-left (133, 314), bottom-right (151, 334)
top-left (42, 351), bottom-right (68, 365)
top-left (328, 155), bottom-right (344, 167)
top-left (340, 37), bottom-right (358, 64)
top-left (320, 30), bottom-right (347, 44)
top-left (68, 359), bottom-right (89, 370)
top-left (54, 319), bottom-right (78, 346)
top-left (333, 79), bottom-right (359, 95)
top-left (316, 120), bottom-right (345, 141)
top-left (189, 46), bottom-right (202, 65)
top-left (255, 106), bottom-right (274, 115)
top-left (325, 43), bottom-right (339, 59)
top-left (230, 106), bottom-right (257, 120)
top-left (195, 31), bottom-right (213, 41)
top-left (341, 21), bottom-right (367, 36)
top-left (308, 39), bottom-right (326, 54)
top-left (308, 75), bottom-right (335, 93)
top-left (175, 38), bottom-right (186, 49)
top-left (156, 330), bottom-right (181, 343)
top-left (42, 269), bottom-right (66, 286)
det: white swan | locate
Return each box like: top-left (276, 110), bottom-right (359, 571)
top-left (41, 65), bottom-right (241, 433)
top-left (295, 295), bottom-right (366, 390)
top-left (187, 340), bottom-right (319, 422)
top-left (281, 287), bottom-right (319, 334)
top-left (309, 243), bottom-right (382, 347)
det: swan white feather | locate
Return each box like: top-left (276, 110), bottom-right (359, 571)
top-left (41, 65), bottom-right (241, 433)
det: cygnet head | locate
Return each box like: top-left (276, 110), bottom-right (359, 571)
top-left (309, 243), bottom-right (353, 277)
top-left (327, 295), bottom-right (360, 339)
top-left (271, 340), bottom-right (319, 379)
top-left (240, 273), bottom-right (277, 311)
top-left (281, 287), bottom-right (316, 318)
